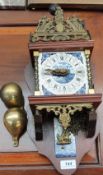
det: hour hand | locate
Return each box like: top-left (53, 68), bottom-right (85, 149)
top-left (44, 68), bottom-right (69, 76)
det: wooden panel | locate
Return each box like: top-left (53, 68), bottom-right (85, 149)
top-left (27, 0), bottom-right (103, 10)
top-left (0, 11), bottom-right (103, 27)
top-left (29, 94), bottom-right (102, 107)
top-left (0, 152), bottom-right (50, 165)
top-left (0, 11), bottom-right (49, 26)
top-left (0, 151), bottom-right (98, 166)
top-left (1, 167), bottom-right (103, 175)
top-left (29, 40), bottom-right (94, 52)
top-left (0, 26), bottom-right (34, 35)
top-left (28, 0), bottom-right (103, 4)
top-left (0, 9), bottom-right (103, 174)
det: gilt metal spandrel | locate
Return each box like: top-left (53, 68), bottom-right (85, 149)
top-left (30, 6), bottom-right (90, 42)
top-left (36, 103), bottom-right (93, 144)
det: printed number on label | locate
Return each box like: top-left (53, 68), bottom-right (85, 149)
top-left (60, 160), bottom-right (76, 169)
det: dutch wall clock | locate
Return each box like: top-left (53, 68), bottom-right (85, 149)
top-left (28, 5), bottom-right (102, 175)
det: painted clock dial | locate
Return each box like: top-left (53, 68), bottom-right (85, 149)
top-left (38, 51), bottom-right (89, 95)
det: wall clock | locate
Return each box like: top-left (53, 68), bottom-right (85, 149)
top-left (28, 5), bottom-right (102, 175)
top-left (29, 39), bottom-right (94, 96)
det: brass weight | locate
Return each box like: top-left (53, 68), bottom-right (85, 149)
top-left (0, 82), bottom-right (27, 147)
top-left (0, 82), bottom-right (24, 108)
top-left (4, 108), bottom-right (27, 147)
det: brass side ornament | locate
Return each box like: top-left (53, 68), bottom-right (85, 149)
top-left (30, 6), bottom-right (90, 42)
top-left (0, 82), bottom-right (27, 147)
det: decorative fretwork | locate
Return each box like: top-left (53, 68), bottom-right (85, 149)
top-left (36, 103), bottom-right (93, 144)
top-left (30, 6), bottom-right (90, 43)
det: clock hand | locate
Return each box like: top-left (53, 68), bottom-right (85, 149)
top-left (44, 68), bottom-right (70, 76)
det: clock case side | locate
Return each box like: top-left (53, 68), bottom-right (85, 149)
top-left (28, 40), bottom-right (94, 95)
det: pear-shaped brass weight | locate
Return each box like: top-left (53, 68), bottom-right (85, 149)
top-left (4, 108), bottom-right (27, 147)
top-left (0, 82), bottom-right (28, 147)
top-left (0, 82), bottom-right (24, 108)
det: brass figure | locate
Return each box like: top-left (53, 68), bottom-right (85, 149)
top-left (57, 129), bottom-right (71, 144)
top-left (30, 6), bottom-right (90, 42)
top-left (0, 82), bottom-right (27, 147)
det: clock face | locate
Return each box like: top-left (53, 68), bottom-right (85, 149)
top-left (38, 51), bottom-right (89, 95)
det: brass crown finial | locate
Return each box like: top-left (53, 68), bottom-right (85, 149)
top-left (30, 6), bottom-right (90, 42)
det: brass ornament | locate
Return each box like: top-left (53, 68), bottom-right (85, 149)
top-left (0, 82), bottom-right (24, 108)
top-left (36, 103), bottom-right (93, 144)
top-left (0, 82), bottom-right (27, 147)
top-left (4, 108), bottom-right (27, 147)
top-left (30, 6), bottom-right (90, 42)
top-left (85, 49), bottom-right (94, 92)
top-left (57, 129), bottom-right (71, 145)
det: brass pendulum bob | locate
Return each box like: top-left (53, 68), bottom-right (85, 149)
top-left (3, 107), bottom-right (27, 147)
top-left (0, 82), bottom-right (28, 147)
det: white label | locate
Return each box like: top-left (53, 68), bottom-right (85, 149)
top-left (60, 160), bottom-right (76, 169)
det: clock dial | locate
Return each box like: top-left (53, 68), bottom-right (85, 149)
top-left (38, 52), bottom-right (89, 95)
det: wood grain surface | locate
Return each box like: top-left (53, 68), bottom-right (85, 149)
top-left (28, 0), bottom-right (103, 4)
top-left (0, 10), bottom-right (103, 175)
